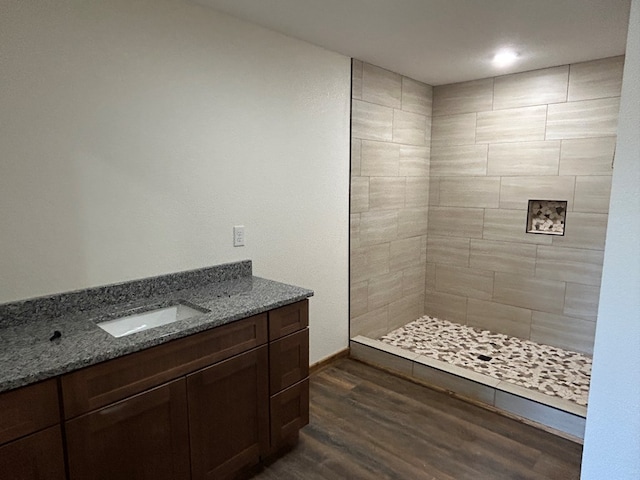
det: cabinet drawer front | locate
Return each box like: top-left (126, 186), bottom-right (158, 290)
top-left (270, 378), bottom-right (309, 448)
top-left (0, 425), bottom-right (66, 480)
top-left (269, 328), bottom-right (309, 394)
top-left (0, 379), bottom-right (60, 445)
top-left (268, 300), bottom-right (308, 340)
top-left (62, 314), bottom-right (267, 418)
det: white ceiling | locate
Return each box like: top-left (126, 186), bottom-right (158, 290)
top-left (194, 0), bottom-right (631, 85)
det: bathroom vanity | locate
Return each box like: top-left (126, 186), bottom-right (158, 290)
top-left (0, 261), bottom-right (312, 479)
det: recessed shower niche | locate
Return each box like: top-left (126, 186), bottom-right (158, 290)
top-left (526, 200), bottom-right (567, 236)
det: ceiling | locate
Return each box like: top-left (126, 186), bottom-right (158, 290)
top-left (193, 0), bottom-right (631, 85)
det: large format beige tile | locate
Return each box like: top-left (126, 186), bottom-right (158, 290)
top-left (564, 283), bottom-right (600, 322)
top-left (553, 212), bottom-right (608, 250)
top-left (390, 236), bottom-right (425, 272)
top-left (427, 206), bottom-right (484, 238)
top-left (350, 214), bottom-right (361, 249)
top-left (350, 280), bottom-right (368, 319)
top-left (431, 113), bottom-right (476, 147)
top-left (483, 208), bottom-right (553, 245)
top-left (351, 139), bottom-right (362, 176)
top-left (401, 76), bottom-right (432, 115)
top-left (466, 299), bottom-right (532, 339)
top-left (438, 176), bottom-right (500, 208)
top-left (476, 106), bottom-right (547, 144)
top-left (496, 381), bottom-right (586, 417)
top-left (424, 290), bottom-right (468, 324)
top-left (470, 239), bottom-right (536, 275)
top-left (433, 78), bottom-right (494, 116)
top-left (405, 177), bottom-right (429, 208)
top-left (429, 177), bottom-right (440, 205)
top-left (350, 176), bottom-right (369, 213)
top-left (397, 208), bottom-right (429, 238)
top-left (360, 140), bottom-right (400, 176)
top-left (350, 306), bottom-right (389, 338)
top-left (403, 265), bottom-right (427, 296)
top-left (435, 265), bottom-right (494, 300)
top-left (368, 271), bottom-right (403, 310)
top-left (360, 210), bottom-right (398, 246)
top-left (349, 339), bottom-right (415, 374)
top-left (559, 137), bottom-right (616, 175)
top-left (426, 263), bottom-right (436, 291)
top-left (350, 244), bottom-right (389, 283)
top-left (568, 56), bottom-right (625, 102)
top-left (499, 176), bottom-right (575, 210)
top-left (388, 293), bottom-right (425, 331)
top-left (493, 273), bottom-right (565, 313)
top-left (399, 145), bottom-right (430, 177)
top-left (493, 66), bottom-right (569, 110)
top-left (413, 362), bottom-right (496, 405)
top-left (536, 246), bottom-right (604, 286)
top-left (393, 110), bottom-right (427, 145)
top-left (430, 144), bottom-right (488, 177)
top-left (362, 62), bottom-right (402, 108)
top-left (487, 141), bottom-right (560, 176)
top-left (573, 176), bottom-right (612, 213)
top-left (427, 235), bottom-right (470, 267)
top-left (369, 177), bottom-right (405, 210)
top-left (352, 100), bottom-right (394, 141)
top-left (351, 59), bottom-right (363, 100)
top-left (546, 97), bottom-right (620, 140)
top-left (531, 311), bottom-right (596, 355)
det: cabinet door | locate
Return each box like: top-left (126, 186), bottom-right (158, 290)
top-left (0, 426), bottom-right (65, 480)
top-left (187, 346), bottom-right (269, 480)
top-left (65, 379), bottom-right (190, 480)
top-left (270, 378), bottom-right (309, 449)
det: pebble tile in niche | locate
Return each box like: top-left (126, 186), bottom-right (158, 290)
top-left (379, 316), bottom-right (591, 406)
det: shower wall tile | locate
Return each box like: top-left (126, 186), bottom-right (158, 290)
top-left (559, 137), bottom-right (616, 175)
top-left (488, 141), bottom-right (560, 176)
top-left (568, 56), bottom-right (625, 102)
top-left (430, 144), bottom-right (488, 177)
top-left (493, 66), bottom-right (569, 110)
top-left (399, 145), bottom-right (430, 176)
top-left (350, 244), bottom-right (389, 283)
top-left (393, 110), bottom-right (427, 145)
top-left (426, 264), bottom-right (436, 291)
top-left (350, 214), bottom-right (361, 249)
top-left (390, 236), bottom-right (425, 272)
top-left (350, 306), bottom-right (389, 339)
top-left (499, 175), bottom-right (576, 210)
top-left (535, 246), bottom-right (604, 286)
top-left (350, 176), bottom-right (369, 213)
top-left (369, 177), bottom-right (405, 210)
top-left (362, 63), bottom-right (402, 108)
top-left (530, 312), bottom-right (596, 354)
top-left (438, 176), bottom-right (500, 208)
top-left (429, 177), bottom-right (440, 205)
top-left (546, 97), bottom-right (620, 140)
top-left (359, 210), bottom-right (398, 246)
top-left (432, 78), bottom-right (494, 116)
top-left (402, 76), bottom-right (432, 115)
top-left (435, 265), bottom-right (494, 301)
top-left (469, 239), bottom-right (537, 276)
top-left (351, 139), bottom-right (362, 176)
top-left (573, 176), bottom-right (612, 213)
top-left (427, 207), bottom-right (484, 239)
top-left (368, 271), bottom-right (403, 310)
top-left (424, 290), bottom-right (467, 324)
top-left (352, 100), bottom-right (394, 141)
top-left (552, 212), bottom-right (608, 250)
top-left (350, 281), bottom-right (368, 319)
top-left (466, 299), bottom-right (532, 339)
top-left (388, 293), bottom-right (425, 331)
top-left (352, 59), bottom-right (363, 100)
top-left (405, 177), bottom-right (430, 208)
top-left (397, 208), bottom-right (429, 237)
top-left (482, 208), bottom-right (553, 245)
top-left (493, 273), bottom-right (565, 314)
top-left (476, 105), bottom-right (547, 144)
top-left (564, 283), bottom-right (600, 322)
top-left (426, 235), bottom-right (470, 267)
top-left (431, 113), bottom-right (476, 147)
top-left (361, 140), bottom-right (400, 176)
top-left (403, 266), bottom-right (427, 296)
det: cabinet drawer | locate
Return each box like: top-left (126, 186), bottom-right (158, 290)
top-left (0, 379), bottom-right (60, 445)
top-left (270, 378), bottom-right (309, 448)
top-left (0, 425), bottom-right (66, 480)
top-left (269, 328), bottom-right (309, 394)
top-left (268, 300), bottom-right (308, 341)
top-left (62, 313), bottom-right (267, 418)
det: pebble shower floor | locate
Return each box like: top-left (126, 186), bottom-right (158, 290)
top-left (379, 316), bottom-right (591, 406)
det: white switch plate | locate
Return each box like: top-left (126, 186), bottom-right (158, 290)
top-left (233, 225), bottom-right (245, 247)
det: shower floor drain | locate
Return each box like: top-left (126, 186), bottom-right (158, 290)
top-left (477, 354), bottom-right (493, 362)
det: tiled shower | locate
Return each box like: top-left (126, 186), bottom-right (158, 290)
top-left (349, 56), bottom-right (623, 428)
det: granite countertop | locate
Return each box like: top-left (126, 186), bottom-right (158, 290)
top-left (0, 261), bottom-right (313, 393)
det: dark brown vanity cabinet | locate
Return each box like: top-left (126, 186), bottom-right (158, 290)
top-left (0, 379), bottom-right (65, 480)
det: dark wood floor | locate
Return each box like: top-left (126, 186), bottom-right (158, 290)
top-left (254, 358), bottom-right (582, 480)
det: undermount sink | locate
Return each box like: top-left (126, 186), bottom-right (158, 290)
top-left (97, 303), bottom-right (208, 338)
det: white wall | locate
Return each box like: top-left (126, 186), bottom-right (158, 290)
top-left (582, 1), bottom-right (640, 478)
top-left (0, 0), bottom-right (350, 364)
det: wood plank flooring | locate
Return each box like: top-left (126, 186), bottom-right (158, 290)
top-left (253, 358), bottom-right (582, 480)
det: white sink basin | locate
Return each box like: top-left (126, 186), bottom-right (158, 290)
top-left (97, 304), bottom-right (206, 338)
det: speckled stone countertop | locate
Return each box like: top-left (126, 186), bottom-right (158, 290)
top-left (0, 260), bottom-right (313, 393)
